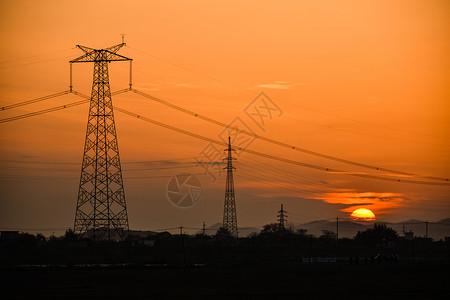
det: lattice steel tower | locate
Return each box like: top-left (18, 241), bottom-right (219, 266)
top-left (71, 43), bottom-right (131, 241)
top-left (223, 137), bottom-right (238, 238)
top-left (277, 204), bottom-right (287, 230)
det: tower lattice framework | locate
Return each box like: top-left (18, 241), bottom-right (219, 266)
top-left (71, 43), bottom-right (131, 241)
top-left (223, 137), bottom-right (238, 238)
top-left (277, 204), bottom-right (287, 230)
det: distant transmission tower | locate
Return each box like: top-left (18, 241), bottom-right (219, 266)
top-left (223, 137), bottom-right (238, 238)
top-left (71, 42), bottom-right (132, 241)
top-left (277, 204), bottom-right (287, 230)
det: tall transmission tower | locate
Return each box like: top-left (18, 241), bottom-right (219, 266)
top-left (223, 137), bottom-right (238, 238)
top-left (277, 204), bottom-right (287, 230)
top-left (71, 43), bottom-right (132, 241)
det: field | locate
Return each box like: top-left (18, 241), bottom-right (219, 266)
top-left (2, 262), bottom-right (449, 299)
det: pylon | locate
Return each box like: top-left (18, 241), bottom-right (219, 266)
top-left (223, 137), bottom-right (238, 238)
top-left (71, 43), bottom-right (131, 241)
top-left (277, 203), bottom-right (287, 230)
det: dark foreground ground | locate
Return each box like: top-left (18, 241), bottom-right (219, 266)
top-left (1, 262), bottom-right (449, 299)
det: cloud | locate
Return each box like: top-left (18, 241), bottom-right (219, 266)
top-left (138, 82), bottom-right (195, 91)
top-left (255, 81), bottom-right (303, 90)
top-left (139, 83), bottom-right (161, 91)
top-left (314, 190), bottom-right (406, 217)
top-left (172, 82), bottom-right (195, 88)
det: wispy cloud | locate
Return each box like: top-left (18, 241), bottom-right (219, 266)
top-left (314, 190), bottom-right (406, 217)
top-left (138, 82), bottom-right (195, 91)
top-left (255, 81), bottom-right (307, 90)
top-left (140, 83), bottom-right (162, 91)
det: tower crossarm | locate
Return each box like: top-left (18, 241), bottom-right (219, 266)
top-left (70, 43), bottom-right (132, 63)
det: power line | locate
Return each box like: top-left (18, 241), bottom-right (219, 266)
top-left (278, 98), bottom-right (447, 140)
top-left (128, 46), bottom-right (446, 141)
top-left (235, 169), bottom-right (323, 198)
top-left (241, 156), bottom-right (332, 188)
top-left (0, 157), bottom-right (194, 165)
top-left (0, 99), bottom-right (89, 123)
top-left (0, 164), bottom-right (197, 173)
top-left (286, 115), bottom-right (445, 147)
top-left (0, 173), bottom-right (203, 181)
top-left (112, 105), bottom-right (450, 187)
top-left (1, 90), bottom-right (71, 110)
top-left (0, 48), bottom-right (73, 65)
top-left (0, 88), bottom-right (131, 123)
top-left (3, 88), bottom-right (447, 183)
top-left (0, 54), bottom-right (74, 70)
top-left (129, 88), bottom-right (448, 182)
top-left (126, 46), bottom-right (244, 90)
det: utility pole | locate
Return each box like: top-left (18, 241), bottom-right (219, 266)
top-left (180, 226), bottom-right (186, 265)
top-left (336, 217), bottom-right (339, 244)
top-left (223, 137), bottom-right (238, 238)
top-left (277, 204), bottom-right (287, 230)
top-left (425, 221), bottom-right (428, 238)
top-left (72, 42), bottom-right (131, 241)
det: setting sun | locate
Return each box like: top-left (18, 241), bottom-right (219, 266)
top-left (351, 208), bottom-right (376, 221)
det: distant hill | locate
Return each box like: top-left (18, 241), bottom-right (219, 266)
top-left (293, 220), bottom-right (371, 239)
top-left (194, 223), bottom-right (260, 237)
top-left (129, 230), bottom-right (158, 238)
top-left (131, 218), bottom-right (450, 240)
top-left (293, 219), bottom-right (450, 240)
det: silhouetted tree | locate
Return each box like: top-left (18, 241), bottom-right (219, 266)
top-left (62, 229), bottom-right (79, 242)
top-left (296, 228), bottom-right (308, 236)
top-left (16, 232), bottom-right (44, 247)
top-left (354, 223), bottom-right (398, 246)
top-left (261, 223), bottom-right (281, 234)
top-left (320, 230), bottom-right (336, 240)
top-left (260, 223), bottom-right (293, 235)
top-left (215, 227), bottom-right (233, 240)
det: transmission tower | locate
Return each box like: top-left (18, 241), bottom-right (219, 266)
top-left (71, 43), bottom-right (131, 241)
top-left (223, 137), bottom-right (238, 238)
top-left (277, 204), bottom-right (287, 230)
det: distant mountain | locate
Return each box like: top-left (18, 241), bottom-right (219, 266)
top-left (195, 223), bottom-right (260, 237)
top-left (293, 220), bottom-right (371, 239)
top-left (438, 218), bottom-right (450, 225)
top-left (129, 230), bottom-right (158, 238)
top-left (293, 219), bottom-right (450, 240)
top-left (132, 218), bottom-right (450, 240)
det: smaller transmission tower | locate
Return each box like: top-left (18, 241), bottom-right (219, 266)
top-left (277, 204), bottom-right (287, 230)
top-left (223, 137), bottom-right (238, 238)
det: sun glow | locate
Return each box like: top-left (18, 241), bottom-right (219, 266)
top-left (351, 208), bottom-right (376, 221)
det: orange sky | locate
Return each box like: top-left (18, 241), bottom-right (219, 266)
top-left (0, 0), bottom-right (449, 235)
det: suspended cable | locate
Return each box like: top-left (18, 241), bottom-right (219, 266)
top-left (1, 90), bottom-right (71, 111)
top-left (242, 155), bottom-right (331, 188)
top-left (2, 88), bottom-right (447, 184)
top-left (127, 47), bottom-right (446, 140)
top-left (0, 56), bottom-right (73, 70)
top-left (0, 164), bottom-right (197, 173)
top-left (278, 98), bottom-right (447, 140)
top-left (0, 157), bottom-right (194, 166)
top-left (238, 164), bottom-right (332, 194)
top-left (0, 89), bottom-right (131, 123)
top-left (126, 46), bottom-right (243, 90)
top-left (113, 105), bottom-right (450, 187)
top-left (0, 48), bottom-right (73, 65)
top-left (0, 99), bottom-right (89, 123)
top-left (129, 88), bottom-right (448, 182)
top-left (236, 168), bottom-right (322, 198)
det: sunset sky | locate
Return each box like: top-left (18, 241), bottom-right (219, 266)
top-left (1, 0), bottom-right (449, 235)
